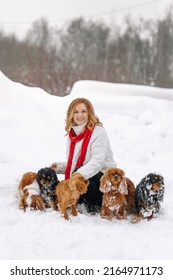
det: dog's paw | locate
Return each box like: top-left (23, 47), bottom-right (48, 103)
top-left (117, 213), bottom-right (127, 220)
top-left (131, 215), bottom-right (142, 224)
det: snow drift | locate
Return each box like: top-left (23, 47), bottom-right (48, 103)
top-left (0, 71), bottom-right (173, 260)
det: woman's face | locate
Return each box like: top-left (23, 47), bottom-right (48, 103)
top-left (73, 103), bottom-right (88, 126)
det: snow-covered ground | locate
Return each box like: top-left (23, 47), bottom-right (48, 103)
top-left (0, 71), bottom-right (173, 260)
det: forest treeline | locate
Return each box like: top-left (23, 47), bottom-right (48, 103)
top-left (0, 7), bottom-right (173, 96)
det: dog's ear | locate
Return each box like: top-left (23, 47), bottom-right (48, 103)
top-left (76, 182), bottom-right (88, 194)
top-left (37, 168), bottom-right (43, 179)
top-left (100, 175), bottom-right (107, 192)
top-left (37, 168), bottom-right (42, 175)
top-left (51, 169), bottom-right (58, 180)
top-left (77, 175), bottom-right (89, 194)
top-left (100, 170), bottom-right (109, 192)
top-left (100, 171), bottom-right (110, 193)
top-left (83, 179), bottom-right (89, 186)
top-left (118, 178), bottom-right (128, 195)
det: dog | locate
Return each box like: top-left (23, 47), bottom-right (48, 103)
top-left (56, 172), bottom-right (89, 220)
top-left (132, 173), bottom-right (165, 223)
top-left (99, 167), bottom-right (135, 221)
top-left (37, 167), bottom-right (59, 210)
top-left (18, 172), bottom-right (45, 211)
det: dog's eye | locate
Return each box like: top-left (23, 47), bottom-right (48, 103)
top-left (110, 173), bottom-right (121, 180)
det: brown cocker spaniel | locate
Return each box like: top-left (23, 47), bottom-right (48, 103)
top-left (56, 172), bottom-right (89, 220)
top-left (100, 167), bottom-right (135, 221)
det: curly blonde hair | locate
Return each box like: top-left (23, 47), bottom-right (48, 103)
top-left (65, 98), bottom-right (102, 133)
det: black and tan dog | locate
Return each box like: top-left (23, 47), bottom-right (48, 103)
top-left (37, 167), bottom-right (59, 210)
top-left (132, 173), bottom-right (164, 223)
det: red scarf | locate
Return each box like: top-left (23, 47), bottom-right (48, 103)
top-left (65, 127), bottom-right (93, 179)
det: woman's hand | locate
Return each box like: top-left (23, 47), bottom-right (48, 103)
top-left (49, 162), bottom-right (57, 171)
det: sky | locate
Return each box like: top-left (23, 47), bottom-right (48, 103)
top-left (0, 71), bottom-right (173, 266)
top-left (0, 0), bottom-right (172, 38)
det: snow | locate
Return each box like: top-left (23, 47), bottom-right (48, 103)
top-left (0, 71), bottom-right (173, 260)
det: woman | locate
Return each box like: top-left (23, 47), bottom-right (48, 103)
top-left (50, 98), bottom-right (116, 213)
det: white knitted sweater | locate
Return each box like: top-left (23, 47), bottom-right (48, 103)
top-left (55, 124), bottom-right (117, 179)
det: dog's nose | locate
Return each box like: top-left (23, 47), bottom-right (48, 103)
top-left (114, 175), bottom-right (119, 180)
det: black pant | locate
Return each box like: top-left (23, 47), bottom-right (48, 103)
top-left (78, 172), bottom-right (103, 208)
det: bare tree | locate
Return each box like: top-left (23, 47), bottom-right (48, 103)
top-left (1, 10), bottom-right (173, 96)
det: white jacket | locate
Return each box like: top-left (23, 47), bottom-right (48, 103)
top-left (55, 125), bottom-right (117, 179)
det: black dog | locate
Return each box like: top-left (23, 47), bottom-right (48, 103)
top-left (37, 167), bottom-right (59, 210)
top-left (132, 173), bottom-right (164, 223)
